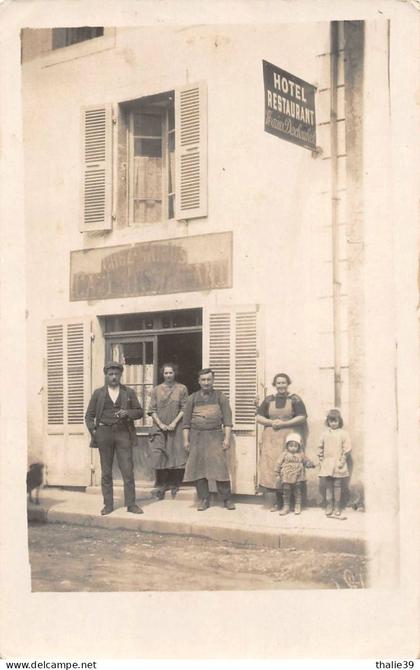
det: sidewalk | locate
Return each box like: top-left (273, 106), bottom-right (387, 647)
top-left (28, 485), bottom-right (366, 555)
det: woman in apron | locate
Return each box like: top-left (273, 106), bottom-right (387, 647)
top-left (257, 372), bottom-right (308, 511)
top-left (149, 363), bottom-right (189, 499)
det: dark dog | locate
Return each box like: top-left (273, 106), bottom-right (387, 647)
top-left (27, 462), bottom-right (44, 504)
top-left (350, 480), bottom-right (365, 512)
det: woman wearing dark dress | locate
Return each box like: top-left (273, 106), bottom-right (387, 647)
top-left (149, 363), bottom-right (189, 499)
top-left (256, 372), bottom-right (308, 511)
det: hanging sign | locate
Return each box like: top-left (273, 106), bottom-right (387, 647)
top-left (263, 60), bottom-right (317, 150)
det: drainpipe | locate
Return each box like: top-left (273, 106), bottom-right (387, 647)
top-left (330, 21), bottom-right (342, 407)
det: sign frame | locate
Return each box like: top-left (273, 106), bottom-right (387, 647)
top-left (70, 231), bottom-right (233, 302)
top-left (263, 60), bottom-right (317, 151)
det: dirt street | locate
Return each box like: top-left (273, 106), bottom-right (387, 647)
top-left (28, 523), bottom-right (368, 591)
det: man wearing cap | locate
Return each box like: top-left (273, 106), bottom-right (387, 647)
top-left (85, 361), bottom-right (144, 515)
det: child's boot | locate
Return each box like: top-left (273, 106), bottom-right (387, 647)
top-left (325, 483), bottom-right (333, 516)
top-left (294, 484), bottom-right (302, 515)
top-left (333, 480), bottom-right (342, 516)
top-left (279, 484), bottom-right (291, 515)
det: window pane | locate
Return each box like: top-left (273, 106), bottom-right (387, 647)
top-left (109, 342), bottom-right (156, 427)
top-left (168, 106), bottom-right (175, 131)
top-left (133, 112), bottom-right (162, 137)
top-left (111, 342), bottom-right (143, 366)
top-left (168, 130), bottom-right (175, 153)
top-left (133, 156), bottom-right (162, 198)
top-left (106, 314), bottom-right (157, 331)
top-left (134, 200), bottom-right (162, 224)
top-left (145, 341), bottom-right (154, 365)
top-left (168, 194), bottom-right (175, 220)
top-left (168, 130), bottom-right (175, 219)
top-left (143, 385), bottom-right (154, 425)
top-left (104, 309), bottom-right (202, 333)
top-left (52, 27), bottom-right (103, 49)
top-left (172, 310), bottom-right (202, 327)
top-left (168, 145), bottom-right (175, 190)
top-left (134, 138), bottom-right (162, 158)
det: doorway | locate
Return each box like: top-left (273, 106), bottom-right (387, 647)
top-left (102, 308), bottom-right (202, 483)
top-left (157, 332), bottom-right (201, 394)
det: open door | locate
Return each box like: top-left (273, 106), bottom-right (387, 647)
top-left (43, 317), bottom-right (92, 486)
top-left (203, 305), bottom-right (263, 494)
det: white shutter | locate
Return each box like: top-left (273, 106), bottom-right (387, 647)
top-left (203, 306), bottom-right (258, 430)
top-left (46, 324), bottom-right (64, 426)
top-left (67, 322), bottom-right (86, 425)
top-left (208, 312), bottom-right (232, 399)
top-left (234, 311), bottom-right (257, 428)
top-left (80, 105), bottom-right (113, 232)
top-left (44, 318), bottom-right (92, 486)
top-left (175, 82), bottom-right (207, 220)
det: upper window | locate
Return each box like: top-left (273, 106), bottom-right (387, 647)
top-left (52, 27), bottom-right (104, 50)
top-left (80, 82), bottom-right (207, 232)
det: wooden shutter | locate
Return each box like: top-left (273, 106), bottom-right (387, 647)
top-left (44, 318), bottom-right (92, 486)
top-left (67, 322), bottom-right (86, 424)
top-left (174, 82), bottom-right (207, 220)
top-left (80, 105), bottom-right (113, 231)
top-left (46, 324), bottom-right (64, 425)
top-left (203, 306), bottom-right (258, 430)
top-left (234, 311), bottom-right (257, 428)
top-left (208, 313), bottom-right (231, 399)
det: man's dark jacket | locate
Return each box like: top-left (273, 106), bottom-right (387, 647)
top-left (85, 384), bottom-right (143, 448)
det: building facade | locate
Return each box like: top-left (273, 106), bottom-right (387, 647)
top-left (21, 20), bottom-right (411, 505)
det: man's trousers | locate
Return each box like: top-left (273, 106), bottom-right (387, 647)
top-left (195, 478), bottom-right (232, 502)
top-left (96, 424), bottom-right (136, 508)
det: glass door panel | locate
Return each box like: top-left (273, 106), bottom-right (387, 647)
top-left (110, 338), bottom-right (156, 428)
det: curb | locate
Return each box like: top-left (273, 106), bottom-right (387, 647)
top-left (27, 506), bottom-right (48, 523)
top-left (42, 507), bottom-right (366, 555)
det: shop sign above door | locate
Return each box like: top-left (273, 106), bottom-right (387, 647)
top-left (263, 60), bottom-right (317, 150)
top-left (70, 232), bottom-right (232, 301)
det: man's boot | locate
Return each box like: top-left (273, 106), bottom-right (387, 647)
top-left (279, 484), bottom-right (291, 515)
top-left (197, 498), bottom-right (210, 511)
top-left (127, 504), bottom-right (144, 514)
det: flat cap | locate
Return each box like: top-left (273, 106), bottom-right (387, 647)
top-left (103, 361), bottom-right (124, 373)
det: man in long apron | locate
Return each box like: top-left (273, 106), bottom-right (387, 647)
top-left (183, 368), bottom-right (235, 511)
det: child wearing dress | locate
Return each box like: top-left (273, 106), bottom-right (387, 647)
top-left (318, 408), bottom-right (352, 517)
top-left (274, 432), bottom-right (315, 515)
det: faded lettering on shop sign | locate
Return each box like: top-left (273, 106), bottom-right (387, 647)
top-left (70, 232), bottom-right (232, 301)
top-left (263, 60), bottom-right (317, 150)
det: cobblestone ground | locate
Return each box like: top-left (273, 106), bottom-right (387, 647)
top-left (28, 522), bottom-right (368, 592)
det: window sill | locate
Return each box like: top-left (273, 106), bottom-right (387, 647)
top-left (82, 217), bottom-right (208, 248)
top-left (110, 218), bottom-right (191, 243)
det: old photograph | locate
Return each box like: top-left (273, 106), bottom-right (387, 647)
top-left (1, 0), bottom-right (419, 660)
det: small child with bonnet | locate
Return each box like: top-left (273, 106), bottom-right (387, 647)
top-left (274, 432), bottom-right (315, 515)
